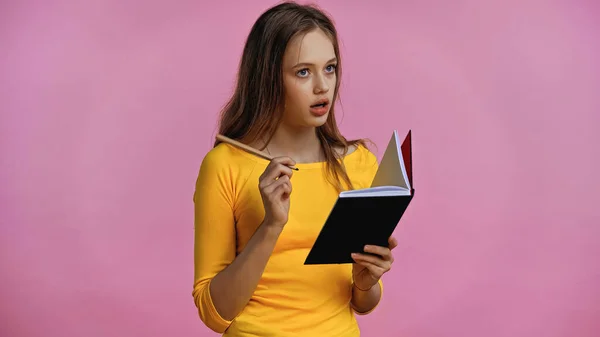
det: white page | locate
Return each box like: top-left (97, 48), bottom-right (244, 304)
top-left (340, 185), bottom-right (410, 198)
top-left (370, 130), bottom-right (410, 190)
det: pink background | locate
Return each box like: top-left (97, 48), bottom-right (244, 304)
top-left (1, 0), bottom-right (599, 336)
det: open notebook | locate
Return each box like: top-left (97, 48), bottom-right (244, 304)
top-left (304, 130), bottom-right (414, 265)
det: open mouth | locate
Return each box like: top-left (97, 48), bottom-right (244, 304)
top-left (310, 99), bottom-right (329, 108)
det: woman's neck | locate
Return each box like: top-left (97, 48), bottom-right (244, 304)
top-left (264, 125), bottom-right (323, 164)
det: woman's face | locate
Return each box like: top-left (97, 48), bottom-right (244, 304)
top-left (281, 28), bottom-right (338, 128)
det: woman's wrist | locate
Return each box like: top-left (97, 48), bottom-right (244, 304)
top-left (260, 218), bottom-right (284, 240)
top-left (262, 215), bottom-right (287, 231)
top-left (352, 281), bottom-right (374, 292)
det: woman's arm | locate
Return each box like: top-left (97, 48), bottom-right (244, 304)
top-left (349, 237), bottom-right (398, 315)
top-left (209, 221), bottom-right (282, 320)
top-left (193, 153), bottom-right (295, 333)
top-left (350, 280), bottom-right (382, 313)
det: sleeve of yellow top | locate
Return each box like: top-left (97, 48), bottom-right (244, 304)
top-left (362, 145), bottom-right (379, 187)
top-left (192, 151), bottom-right (237, 333)
top-left (352, 279), bottom-right (384, 315)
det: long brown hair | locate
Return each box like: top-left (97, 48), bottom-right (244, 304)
top-left (214, 1), bottom-right (368, 192)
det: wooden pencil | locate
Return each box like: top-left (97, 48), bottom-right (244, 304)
top-left (215, 134), bottom-right (299, 170)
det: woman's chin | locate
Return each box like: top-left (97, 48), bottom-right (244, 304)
top-left (284, 113), bottom-right (329, 129)
top-left (307, 113), bottom-right (329, 126)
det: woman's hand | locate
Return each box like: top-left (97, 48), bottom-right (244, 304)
top-left (351, 236), bottom-right (398, 291)
top-left (258, 156), bottom-right (296, 228)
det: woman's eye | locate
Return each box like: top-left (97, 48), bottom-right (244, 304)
top-left (297, 69), bottom-right (309, 77)
top-left (326, 64), bottom-right (336, 73)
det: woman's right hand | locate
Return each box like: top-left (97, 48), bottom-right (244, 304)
top-left (258, 156), bottom-right (295, 228)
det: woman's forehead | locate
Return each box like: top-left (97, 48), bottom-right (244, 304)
top-left (283, 29), bottom-right (336, 67)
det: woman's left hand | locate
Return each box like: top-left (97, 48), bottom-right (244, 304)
top-left (351, 236), bottom-right (398, 291)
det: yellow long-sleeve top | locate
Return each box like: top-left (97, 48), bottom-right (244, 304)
top-left (193, 142), bottom-right (383, 336)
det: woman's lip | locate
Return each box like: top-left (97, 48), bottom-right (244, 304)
top-left (310, 99), bottom-right (329, 107)
top-left (310, 103), bottom-right (329, 116)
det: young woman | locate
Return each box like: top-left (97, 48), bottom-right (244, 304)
top-left (193, 2), bottom-right (398, 336)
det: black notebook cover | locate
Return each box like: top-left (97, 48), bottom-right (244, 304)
top-left (304, 194), bottom-right (413, 264)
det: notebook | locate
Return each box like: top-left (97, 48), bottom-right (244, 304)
top-left (304, 130), bottom-right (414, 265)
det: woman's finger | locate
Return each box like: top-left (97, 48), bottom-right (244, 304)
top-left (261, 157), bottom-right (295, 182)
top-left (279, 179), bottom-right (292, 197)
top-left (260, 166), bottom-right (293, 188)
top-left (264, 175), bottom-right (290, 195)
top-left (388, 236), bottom-right (398, 250)
top-left (273, 182), bottom-right (291, 199)
top-left (363, 245), bottom-right (393, 261)
top-left (285, 180), bottom-right (292, 195)
top-left (353, 259), bottom-right (385, 279)
top-left (351, 252), bottom-right (391, 270)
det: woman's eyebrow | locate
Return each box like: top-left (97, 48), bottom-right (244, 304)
top-left (292, 57), bottom-right (337, 68)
